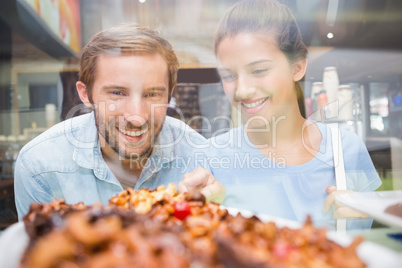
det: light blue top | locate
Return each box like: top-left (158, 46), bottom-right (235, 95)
top-left (14, 112), bottom-right (209, 220)
top-left (208, 122), bottom-right (382, 229)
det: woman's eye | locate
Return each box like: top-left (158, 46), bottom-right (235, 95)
top-left (252, 69), bottom-right (267, 75)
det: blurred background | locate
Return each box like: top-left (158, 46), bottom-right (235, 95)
top-left (0, 0), bottom-right (401, 228)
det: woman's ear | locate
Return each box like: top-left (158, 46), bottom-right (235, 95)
top-left (292, 58), bottom-right (307, 82)
top-left (76, 81), bottom-right (92, 108)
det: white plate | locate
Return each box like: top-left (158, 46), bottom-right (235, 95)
top-left (336, 190), bottom-right (402, 230)
top-left (0, 222), bottom-right (29, 268)
top-left (0, 210), bottom-right (401, 268)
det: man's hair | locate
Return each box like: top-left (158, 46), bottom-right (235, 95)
top-left (79, 24), bottom-right (179, 102)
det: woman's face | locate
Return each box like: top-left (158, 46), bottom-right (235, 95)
top-left (216, 32), bottom-right (306, 127)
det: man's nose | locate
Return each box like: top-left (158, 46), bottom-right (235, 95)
top-left (123, 96), bottom-right (148, 125)
top-left (235, 76), bottom-right (257, 101)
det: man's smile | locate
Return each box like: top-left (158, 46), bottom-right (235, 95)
top-left (118, 127), bottom-right (148, 137)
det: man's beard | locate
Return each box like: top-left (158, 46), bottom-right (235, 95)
top-left (94, 110), bottom-right (164, 160)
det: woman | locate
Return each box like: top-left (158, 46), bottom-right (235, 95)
top-left (209, 0), bottom-right (381, 229)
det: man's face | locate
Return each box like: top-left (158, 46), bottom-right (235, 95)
top-left (90, 54), bottom-right (170, 159)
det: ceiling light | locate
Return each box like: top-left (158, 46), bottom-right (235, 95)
top-left (327, 32), bottom-right (334, 39)
top-left (139, 0), bottom-right (146, 3)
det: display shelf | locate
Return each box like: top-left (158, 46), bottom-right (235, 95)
top-left (0, 0), bottom-right (78, 60)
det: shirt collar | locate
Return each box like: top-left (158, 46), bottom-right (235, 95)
top-left (148, 118), bottom-right (176, 167)
top-left (71, 112), bottom-right (104, 171)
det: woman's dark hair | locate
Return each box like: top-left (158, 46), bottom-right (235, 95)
top-left (214, 0), bottom-right (307, 117)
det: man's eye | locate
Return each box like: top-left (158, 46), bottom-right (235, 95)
top-left (252, 69), bottom-right (267, 75)
top-left (221, 74), bottom-right (236, 81)
top-left (146, 92), bottom-right (160, 97)
top-left (112, 91), bottom-right (123, 96)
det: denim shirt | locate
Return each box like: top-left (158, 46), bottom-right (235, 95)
top-left (14, 112), bottom-right (209, 220)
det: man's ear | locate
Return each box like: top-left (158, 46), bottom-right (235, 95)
top-left (76, 81), bottom-right (92, 108)
top-left (292, 58), bottom-right (307, 82)
top-left (168, 86), bottom-right (175, 103)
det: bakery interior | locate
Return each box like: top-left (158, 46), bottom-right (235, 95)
top-left (0, 0), bottom-right (401, 256)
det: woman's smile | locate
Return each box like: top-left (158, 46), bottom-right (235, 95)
top-left (239, 97), bottom-right (269, 114)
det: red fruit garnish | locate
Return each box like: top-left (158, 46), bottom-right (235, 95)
top-left (272, 242), bottom-right (294, 259)
top-left (173, 201), bottom-right (191, 220)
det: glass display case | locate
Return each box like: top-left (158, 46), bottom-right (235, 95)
top-left (0, 0), bottom-right (401, 230)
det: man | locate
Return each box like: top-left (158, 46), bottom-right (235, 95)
top-left (14, 24), bottom-right (224, 220)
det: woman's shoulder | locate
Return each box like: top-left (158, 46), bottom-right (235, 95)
top-left (314, 121), bottom-right (362, 142)
top-left (314, 122), bottom-right (369, 161)
top-left (207, 125), bottom-right (254, 154)
top-left (208, 126), bottom-right (243, 144)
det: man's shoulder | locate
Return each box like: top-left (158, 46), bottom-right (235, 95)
top-left (20, 113), bottom-right (92, 151)
top-left (164, 116), bottom-right (206, 142)
top-left (17, 113), bottom-right (93, 170)
top-left (208, 126), bottom-right (240, 144)
top-left (164, 116), bottom-right (199, 133)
